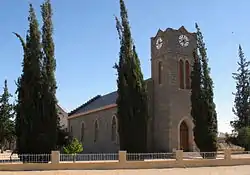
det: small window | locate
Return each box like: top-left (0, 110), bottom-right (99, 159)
top-left (158, 61), bottom-right (163, 84)
top-left (81, 122), bottom-right (85, 142)
top-left (111, 116), bottom-right (117, 142)
top-left (185, 60), bottom-right (191, 89)
top-left (94, 120), bottom-right (99, 143)
top-left (179, 59), bottom-right (184, 89)
top-left (70, 126), bottom-right (73, 134)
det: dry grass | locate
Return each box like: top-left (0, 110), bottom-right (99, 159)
top-left (0, 165), bottom-right (250, 175)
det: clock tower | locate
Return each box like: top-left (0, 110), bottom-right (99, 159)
top-left (150, 26), bottom-right (197, 152)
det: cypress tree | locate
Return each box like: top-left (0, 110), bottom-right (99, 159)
top-left (15, 2), bottom-right (65, 156)
top-left (193, 23), bottom-right (218, 153)
top-left (231, 45), bottom-right (250, 131)
top-left (15, 4), bottom-right (43, 155)
top-left (0, 80), bottom-right (15, 153)
top-left (41, 0), bottom-right (58, 151)
top-left (115, 0), bottom-right (148, 153)
top-left (25, 4), bottom-right (43, 154)
top-left (14, 33), bottom-right (27, 155)
top-left (191, 50), bottom-right (205, 152)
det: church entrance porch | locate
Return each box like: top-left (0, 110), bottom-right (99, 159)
top-left (175, 116), bottom-right (194, 152)
top-left (180, 121), bottom-right (189, 151)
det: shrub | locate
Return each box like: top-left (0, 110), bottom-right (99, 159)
top-left (63, 138), bottom-right (83, 154)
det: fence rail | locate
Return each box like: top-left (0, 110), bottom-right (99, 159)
top-left (126, 152), bottom-right (175, 161)
top-left (183, 151), bottom-right (225, 159)
top-left (60, 153), bottom-right (118, 162)
top-left (0, 153), bottom-right (51, 163)
top-left (0, 153), bottom-right (19, 163)
top-left (0, 150), bottom-right (249, 164)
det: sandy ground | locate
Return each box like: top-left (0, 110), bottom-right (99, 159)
top-left (1, 165), bottom-right (250, 175)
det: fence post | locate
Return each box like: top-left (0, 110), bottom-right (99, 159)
top-left (224, 149), bottom-right (231, 160)
top-left (175, 150), bottom-right (183, 161)
top-left (51, 151), bottom-right (60, 164)
top-left (119, 151), bottom-right (127, 164)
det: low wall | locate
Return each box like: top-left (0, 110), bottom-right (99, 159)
top-left (0, 150), bottom-right (250, 171)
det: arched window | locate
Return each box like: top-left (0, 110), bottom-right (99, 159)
top-left (80, 122), bottom-right (85, 142)
top-left (70, 126), bottom-right (73, 135)
top-left (94, 120), bottom-right (99, 143)
top-left (179, 59), bottom-right (184, 89)
top-left (158, 61), bottom-right (163, 84)
top-left (111, 116), bottom-right (117, 142)
top-left (185, 60), bottom-right (190, 89)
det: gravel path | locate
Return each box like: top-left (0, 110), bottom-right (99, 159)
top-left (0, 165), bottom-right (250, 175)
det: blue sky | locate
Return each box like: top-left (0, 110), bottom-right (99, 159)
top-left (0, 0), bottom-right (249, 133)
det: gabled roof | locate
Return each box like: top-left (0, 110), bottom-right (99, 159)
top-left (178, 26), bottom-right (188, 33)
top-left (68, 91), bottom-right (117, 116)
top-left (69, 78), bottom-right (152, 117)
top-left (56, 104), bottom-right (67, 114)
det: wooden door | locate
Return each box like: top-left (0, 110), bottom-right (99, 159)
top-left (180, 121), bottom-right (189, 151)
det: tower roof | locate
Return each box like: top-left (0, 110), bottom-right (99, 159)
top-left (152, 26), bottom-right (195, 39)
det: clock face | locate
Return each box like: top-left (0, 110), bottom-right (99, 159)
top-left (179, 35), bottom-right (189, 47)
top-left (156, 37), bottom-right (163, 50)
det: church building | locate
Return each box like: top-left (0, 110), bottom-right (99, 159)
top-left (68, 26), bottom-right (197, 153)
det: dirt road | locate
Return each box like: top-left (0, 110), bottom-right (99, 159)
top-left (0, 165), bottom-right (250, 175)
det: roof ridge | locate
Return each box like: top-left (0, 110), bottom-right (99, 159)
top-left (56, 104), bottom-right (67, 113)
top-left (102, 91), bottom-right (117, 96)
top-left (68, 95), bottom-right (101, 116)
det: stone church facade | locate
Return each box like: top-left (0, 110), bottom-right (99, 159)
top-left (68, 26), bottom-right (197, 153)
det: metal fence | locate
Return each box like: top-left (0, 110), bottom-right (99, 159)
top-left (0, 151), bottom-right (250, 164)
top-left (231, 151), bottom-right (250, 159)
top-left (182, 151), bottom-right (224, 159)
top-left (0, 153), bottom-right (51, 163)
top-left (60, 153), bottom-right (119, 162)
top-left (0, 153), bottom-right (19, 163)
top-left (126, 152), bottom-right (175, 161)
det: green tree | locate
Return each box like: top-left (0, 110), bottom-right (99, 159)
top-left (14, 4), bottom-right (43, 155)
top-left (191, 50), bottom-right (205, 152)
top-left (63, 138), bottom-right (83, 162)
top-left (231, 45), bottom-right (250, 131)
top-left (40, 0), bottom-right (58, 151)
top-left (193, 23), bottom-right (218, 153)
top-left (63, 138), bottom-right (83, 154)
top-left (57, 127), bottom-right (71, 149)
top-left (114, 0), bottom-right (148, 153)
top-left (0, 80), bottom-right (15, 153)
top-left (15, 2), bottom-right (65, 156)
top-left (14, 33), bottom-right (27, 156)
top-left (237, 127), bottom-right (250, 151)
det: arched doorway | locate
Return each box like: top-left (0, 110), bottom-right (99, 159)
top-left (180, 121), bottom-right (189, 151)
